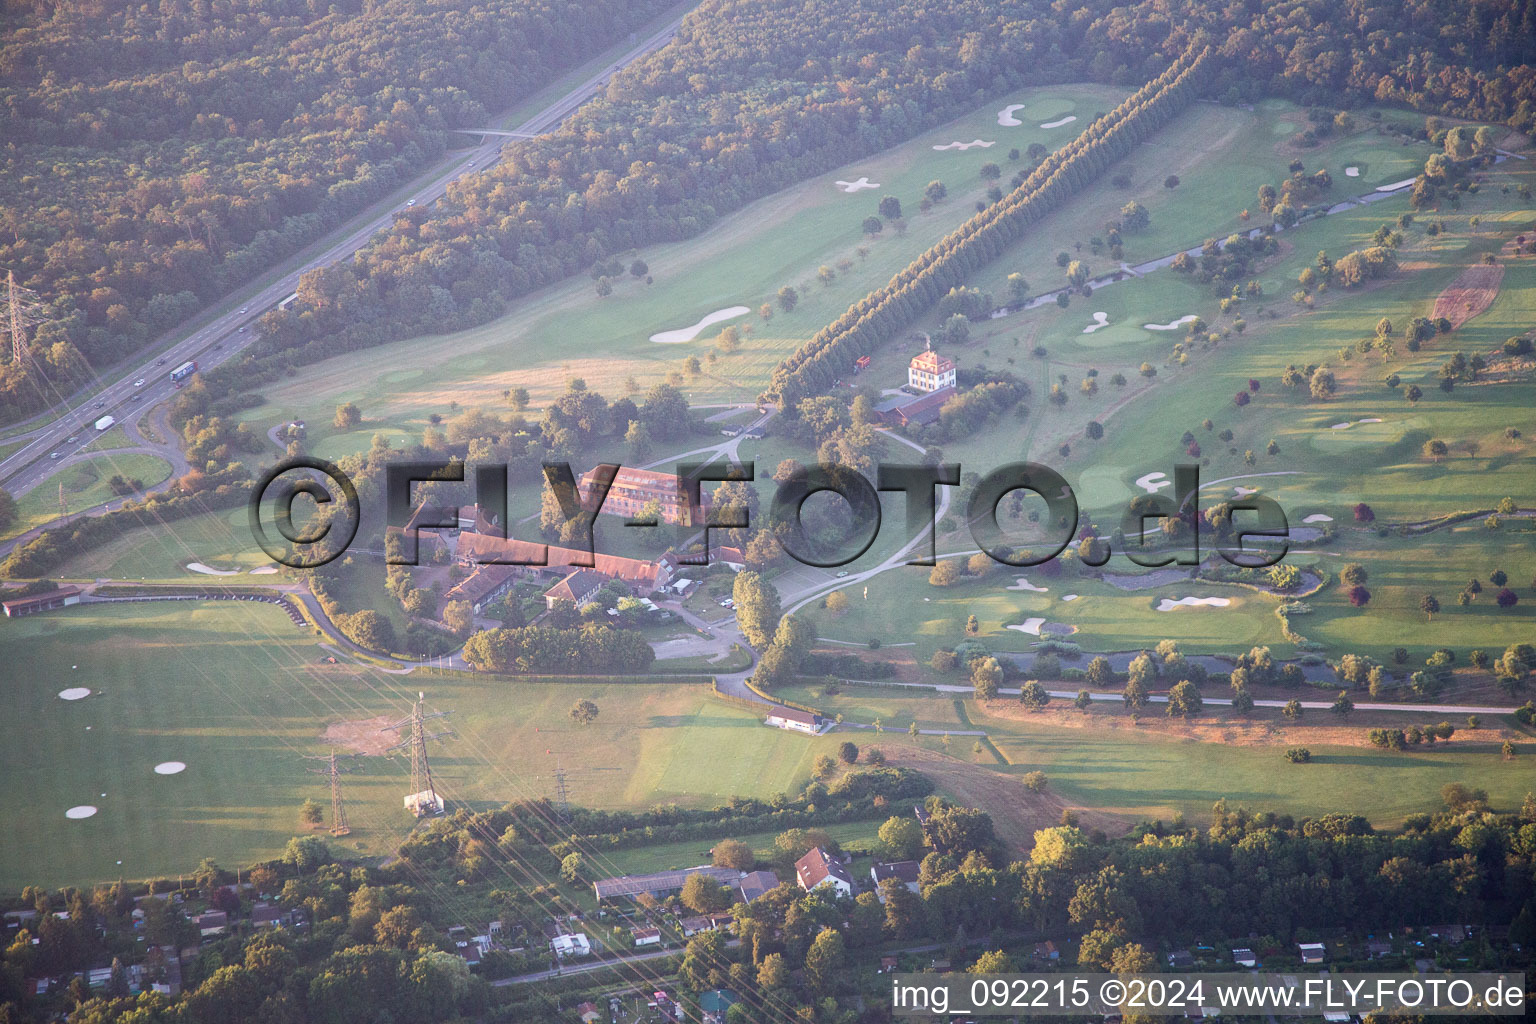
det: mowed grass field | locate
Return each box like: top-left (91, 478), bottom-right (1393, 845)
top-left (3, 453), bottom-right (172, 541)
top-left (231, 84), bottom-right (1134, 446)
top-left (0, 601), bottom-right (839, 890)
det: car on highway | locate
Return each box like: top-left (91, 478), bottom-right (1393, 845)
top-left (239, 307), bottom-right (248, 313)
top-left (94, 400), bottom-right (105, 408)
top-left (134, 378), bottom-right (145, 387)
top-left (238, 326), bottom-right (247, 332)
top-left (67, 436), bottom-right (78, 443)
top-left (156, 358), bottom-right (166, 365)
top-left (131, 394), bottom-right (141, 401)
top-left (468, 160), bottom-right (475, 166)
top-left (407, 199), bottom-right (416, 207)
top-left (50, 452), bottom-right (59, 459)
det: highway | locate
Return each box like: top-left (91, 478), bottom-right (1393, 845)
top-left (0, 9), bottom-right (688, 500)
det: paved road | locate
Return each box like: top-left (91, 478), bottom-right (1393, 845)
top-left (0, 9), bottom-right (689, 489)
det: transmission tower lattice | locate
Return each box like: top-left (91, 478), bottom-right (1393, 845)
top-left (382, 692), bottom-right (453, 817)
top-left (303, 749), bottom-right (359, 836)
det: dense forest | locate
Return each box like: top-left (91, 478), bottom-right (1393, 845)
top-left (241, 0), bottom-right (1536, 377)
top-left (0, 0), bottom-right (676, 419)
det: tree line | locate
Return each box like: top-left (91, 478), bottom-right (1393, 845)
top-left (767, 41), bottom-right (1214, 409)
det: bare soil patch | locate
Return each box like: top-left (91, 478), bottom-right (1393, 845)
top-left (978, 699), bottom-right (1520, 750)
top-left (1433, 262), bottom-right (1504, 328)
top-left (322, 715), bottom-right (395, 755)
top-left (879, 743), bottom-right (1129, 853)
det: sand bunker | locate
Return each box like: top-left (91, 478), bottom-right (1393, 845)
top-left (835, 177), bottom-right (879, 193)
top-left (1156, 596), bottom-right (1232, 611)
top-left (58, 687), bottom-right (91, 701)
top-left (154, 762), bottom-right (187, 775)
top-left (1009, 618), bottom-right (1046, 635)
top-left (1082, 311), bottom-right (1110, 334)
top-left (932, 140), bottom-right (995, 151)
top-left (1062, 594), bottom-right (1080, 602)
top-left (249, 565), bottom-right (279, 575)
top-left (1302, 514), bottom-right (1333, 524)
top-left (1331, 418), bottom-right (1385, 430)
top-left (1006, 577), bottom-right (1049, 593)
top-left (1233, 486), bottom-right (1259, 498)
top-left (1040, 116), bottom-right (1078, 129)
top-left (1377, 177), bottom-right (1417, 192)
top-left (187, 563), bottom-right (238, 576)
top-left (997, 104), bottom-right (1026, 126)
top-left (1344, 166), bottom-right (1360, 177)
top-left (649, 306), bottom-right (750, 344)
top-left (1135, 472), bottom-right (1171, 494)
top-left (1144, 315), bottom-right (1199, 331)
top-left (66, 806), bottom-right (98, 819)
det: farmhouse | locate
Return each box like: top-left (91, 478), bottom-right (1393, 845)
top-left (879, 385), bottom-right (956, 428)
top-left (870, 860), bottom-right (921, 899)
top-left (794, 847), bottom-right (853, 896)
top-left (591, 865), bottom-right (741, 902)
top-left (544, 568), bottom-right (610, 610)
top-left (443, 562), bottom-right (518, 613)
top-left (764, 706), bottom-right (825, 734)
top-left (456, 532), bottom-right (671, 592)
top-left (2, 585), bottom-right (81, 617)
top-left (908, 343), bottom-right (957, 392)
top-left (578, 466), bottom-right (711, 526)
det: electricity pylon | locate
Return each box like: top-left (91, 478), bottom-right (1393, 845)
top-left (303, 749), bottom-right (358, 836)
top-left (382, 692), bottom-right (453, 817)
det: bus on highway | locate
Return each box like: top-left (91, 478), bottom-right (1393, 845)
top-left (169, 360), bottom-right (197, 385)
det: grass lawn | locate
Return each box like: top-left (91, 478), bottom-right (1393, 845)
top-left (3, 453), bottom-right (172, 540)
top-left (0, 600), bottom-right (845, 889)
top-left (82, 426), bottom-right (137, 452)
top-left (51, 504), bottom-right (275, 580)
top-left (596, 820), bottom-right (882, 877)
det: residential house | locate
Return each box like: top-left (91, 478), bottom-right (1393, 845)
top-left (908, 345), bottom-right (957, 392)
top-left (1298, 942), bottom-right (1326, 964)
top-left (1366, 940), bottom-right (1393, 959)
top-left (576, 1001), bottom-right (602, 1023)
top-left (249, 904), bottom-right (293, 930)
top-left (632, 927), bottom-right (662, 947)
top-left (794, 847), bottom-right (853, 897)
top-left (700, 990), bottom-right (737, 1024)
top-left (870, 860), bottom-right (921, 900)
top-left (1231, 948), bottom-right (1257, 968)
top-left (679, 916), bottom-right (712, 937)
top-left (1167, 949), bottom-right (1194, 969)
